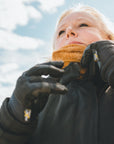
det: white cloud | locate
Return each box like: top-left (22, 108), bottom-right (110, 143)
top-left (0, 0), bottom-right (42, 31)
top-left (0, 63), bottom-right (23, 106)
top-left (0, 30), bottom-right (45, 50)
top-left (23, 0), bottom-right (65, 13)
top-left (37, 0), bottom-right (65, 13)
top-left (0, 0), bottom-right (64, 51)
top-left (0, 63), bottom-right (18, 73)
top-left (0, 0), bottom-right (65, 31)
top-left (0, 85), bottom-right (13, 106)
top-left (0, 63), bottom-right (23, 85)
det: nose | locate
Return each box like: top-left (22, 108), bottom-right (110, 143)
top-left (66, 26), bottom-right (78, 38)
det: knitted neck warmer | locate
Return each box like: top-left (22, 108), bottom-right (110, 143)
top-left (52, 44), bottom-right (86, 74)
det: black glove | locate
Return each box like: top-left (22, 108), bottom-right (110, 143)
top-left (8, 61), bottom-right (68, 122)
top-left (60, 62), bottom-right (81, 85)
top-left (81, 40), bottom-right (114, 88)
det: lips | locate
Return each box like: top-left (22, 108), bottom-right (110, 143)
top-left (68, 41), bottom-right (84, 45)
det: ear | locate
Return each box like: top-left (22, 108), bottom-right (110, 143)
top-left (107, 34), bottom-right (114, 40)
top-left (108, 34), bottom-right (112, 40)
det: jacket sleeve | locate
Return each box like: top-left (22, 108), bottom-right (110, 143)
top-left (0, 98), bottom-right (38, 144)
top-left (99, 87), bottom-right (114, 144)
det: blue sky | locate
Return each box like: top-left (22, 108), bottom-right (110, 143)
top-left (0, 0), bottom-right (114, 105)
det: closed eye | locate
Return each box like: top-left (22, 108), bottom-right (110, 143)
top-left (58, 30), bottom-right (65, 36)
top-left (80, 23), bottom-right (88, 27)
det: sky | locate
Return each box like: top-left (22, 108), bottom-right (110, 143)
top-left (0, 0), bottom-right (114, 106)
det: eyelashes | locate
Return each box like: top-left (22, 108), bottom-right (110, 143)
top-left (79, 23), bottom-right (88, 27)
top-left (58, 30), bottom-right (65, 36)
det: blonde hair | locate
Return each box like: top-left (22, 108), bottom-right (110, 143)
top-left (53, 4), bottom-right (114, 49)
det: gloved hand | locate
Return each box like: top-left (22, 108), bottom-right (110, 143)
top-left (81, 40), bottom-right (114, 88)
top-left (60, 62), bottom-right (81, 85)
top-left (8, 61), bottom-right (68, 122)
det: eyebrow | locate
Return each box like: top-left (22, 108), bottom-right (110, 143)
top-left (57, 24), bottom-right (67, 31)
top-left (58, 17), bottom-right (94, 29)
top-left (75, 17), bottom-right (94, 24)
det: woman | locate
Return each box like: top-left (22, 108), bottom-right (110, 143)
top-left (0, 5), bottom-right (114, 144)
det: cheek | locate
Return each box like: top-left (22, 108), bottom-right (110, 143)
top-left (54, 37), bottom-right (65, 50)
top-left (81, 30), bottom-right (104, 44)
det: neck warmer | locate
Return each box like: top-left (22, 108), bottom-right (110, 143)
top-left (52, 44), bottom-right (87, 74)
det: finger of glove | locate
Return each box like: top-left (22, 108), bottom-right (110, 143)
top-left (93, 41), bottom-right (114, 64)
top-left (25, 64), bottom-right (64, 77)
top-left (60, 63), bottom-right (80, 85)
top-left (41, 61), bottom-right (64, 68)
top-left (31, 82), bottom-right (68, 96)
top-left (28, 76), bottom-right (58, 83)
top-left (81, 45), bottom-right (93, 68)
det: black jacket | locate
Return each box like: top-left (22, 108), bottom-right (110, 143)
top-left (0, 79), bottom-right (114, 144)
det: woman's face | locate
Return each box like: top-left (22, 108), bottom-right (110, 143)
top-left (54, 11), bottom-right (107, 50)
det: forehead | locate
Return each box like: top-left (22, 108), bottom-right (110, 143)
top-left (58, 11), bottom-right (97, 28)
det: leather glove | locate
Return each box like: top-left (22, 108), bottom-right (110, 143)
top-left (60, 62), bottom-right (81, 85)
top-left (81, 40), bottom-right (114, 88)
top-left (8, 61), bottom-right (67, 122)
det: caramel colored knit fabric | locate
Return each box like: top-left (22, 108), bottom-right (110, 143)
top-left (52, 44), bottom-right (86, 74)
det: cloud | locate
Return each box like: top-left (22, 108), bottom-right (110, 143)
top-left (24, 0), bottom-right (65, 13)
top-left (0, 0), bottom-right (42, 31)
top-left (0, 85), bottom-right (14, 106)
top-left (37, 0), bottom-right (65, 13)
top-left (0, 63), bottom-right (21, 84)
top-left (0, 0), bottom-right (65, 51)
top-left (0, 0), bottom-right (65, 31)
top-left (0, 30), bottom-right (45, 50)
top-left (0, 63), bottom-right (23, 106)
